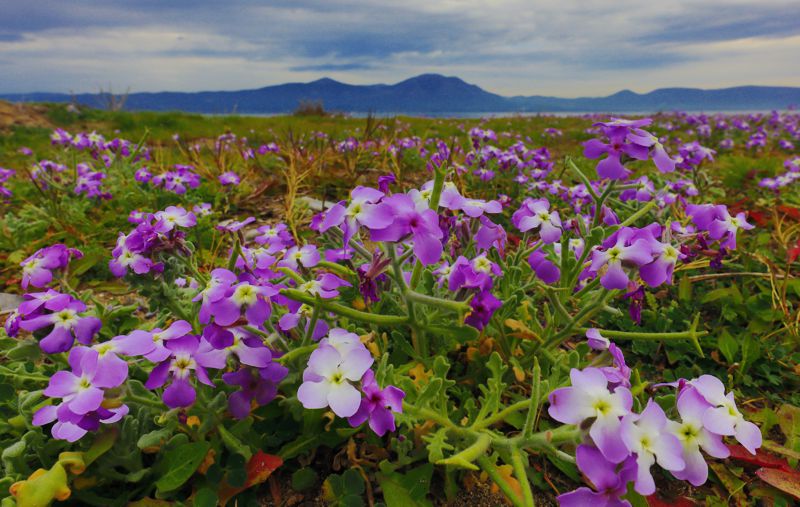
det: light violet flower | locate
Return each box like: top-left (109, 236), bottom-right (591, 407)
top-left (549, 367), bottom-right (633, 463)
top-left (512, 198), bottom-right (562, 243)
top-left (620, 399), bottom-right (685, 495)
top-left (668, 386), bottom-right (730, 486)
top-left (297, 342), bottom-right (374, 417)
top-left (690, 375), bottom-right (762, 454)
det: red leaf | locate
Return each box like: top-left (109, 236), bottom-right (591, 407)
top-left (756, 467), bottom-right (800, 500)
top-left (777, 205), bottom-right (800, 221)
top-left (788, 239), bottom-right (800, 263)
top-left (647, 495), bottom-right (695, 507)
top-left (245, 450), bottom-right (283, 488)
top-left (217, 451), bottom-right (282, 506)
top-left (727, 444), bottom-right (794, 472)
top-left (747, 210), bottom-right (769, 227)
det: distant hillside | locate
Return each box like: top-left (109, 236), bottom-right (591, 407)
top-left (2, 74), bottom-right (798, 113)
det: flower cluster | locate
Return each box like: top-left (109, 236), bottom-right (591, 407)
top-left (0, 167), bottom-right (14, 199)
top-left (298, 328), bottom-right (404, 436)
top-left (12, 290), bottom-right (101, 353)
top-left (110, 206), bottom-right (197, 277)
top-left (20, 244), bottom-right (82, 290)
top-left (74, 162), bottom-right (111, 199)
top-left (551, 340), bottom-right (761, 503)
top-left (149, 165), bottom-right (201, 194)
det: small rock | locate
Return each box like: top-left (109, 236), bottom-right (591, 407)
top-left (0, 293), bottom-right (23, 314)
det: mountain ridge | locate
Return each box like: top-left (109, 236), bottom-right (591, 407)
top-left (2, 74), bottom-right (798, 113)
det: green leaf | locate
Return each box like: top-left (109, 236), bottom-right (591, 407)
top-left (291, 467), bottom-right (318, 492)
top-left (137, 428), bottom-right (172, 451)
top-left (218, 425), bottom-right (252, 460)
top-left (376, 463), bottom-right (433, 507)
top-left (193, 487), bottom-right (218, 507)
top-left (342, 469), bottom-right (365, 495)
top-left (717, 330), bottom-right (739, 364)
top-left (155, 441), bottom-right (211, 493)
top-left (777, 404), bottom-right (800, 465)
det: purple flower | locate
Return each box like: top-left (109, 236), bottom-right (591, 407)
top-left (144, 334), bottom-right (216, 408)
top-left (41, 348), bottom-right (122, 414)
top-left (583, 119), bottom-right (651, 180)
top-left (639, 238), bottom-right (682, 287)
top-left (19, 296), bottom-right (101, 353)
top-left (558, 445), bottom-right (637, 507)
top-left (319, 186), bottom-right (394, 244)
top-left (377, 173), bottom-right (396, 193)
top-left (33, 347), bottom-right (129, 441)
top-left (464, 290), bottom-right (502, 331)
top-left (549, 367), bottom-right (633, 463)
top-left (134, 167), bottom-right (152, 183)
top-left (295, 273), bottom-right (352, 299)
top-left (369, 193), bottom-right (443, 265)
top-left (255, 223), bottom-right (294, 253)
top-left (600, 343), bottom-right (632, 389)
top-left (197, 327), bottom-right (273, 368)
top-left (620, 399), bottom-right (685, 495)
top-left (154, 206), bottom-right (197, 232)
top-left (216, 216), bottom-right (256, 233)
top-left (512, 198), bottom-right (562, 243)
top-left (667, 386), bottom-right (730, 486)
top-left (279, 245), bottom-right (320, 270)
top-left (297, 342), bottom-right (374, 418)
top-left (686, 204), bottom-right (754, 249)
top-left (626, 129), bottom-right (676, 173)
top-left (347, 370), bottom-right (404, 436)
top-left (222, 362), bottom-right (288, 419)
top-left (193, 202), bottom-right (212, 216)
top-left (689, 375), bottom-right (762, 454)
top-left (589, 228), bottom-right (654, 290)
top-left (475, 216), bottom-right (507, 252)
top-left (115, 320), bottom-right (194, 363)
top-left (203, 281), bottom-right (276, 329)
top-left (528, 250), bottom-right (561, 284)
top-left (586, 328), bottom-right (610, 350)
top-left (109, 233), bottom-right (155, 277)
top-left (219, 171), bottom-right (241, 186)
top-left (20, 244), bottom-right (82, 289)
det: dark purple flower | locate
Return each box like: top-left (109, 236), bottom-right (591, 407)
top-left (347, 370), bottom-right (404, 436)
top-left (464, 290), bottom-right (501, 331)
top-left (222, 362), bottom-right (288, 419)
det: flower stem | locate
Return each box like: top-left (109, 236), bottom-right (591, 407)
top-left (280, 289), bottom-right (408, 326)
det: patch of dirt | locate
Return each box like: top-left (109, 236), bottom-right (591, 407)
top-left (0, 100), bottom-right (53, 131)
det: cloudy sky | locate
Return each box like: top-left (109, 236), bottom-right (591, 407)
top-left (1, 0), bottom-right (798, 97)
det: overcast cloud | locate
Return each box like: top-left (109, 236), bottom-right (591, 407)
top-left (0, 0), bottom-right (798, 96)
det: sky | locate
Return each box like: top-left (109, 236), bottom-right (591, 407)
top-left (1, 0), bottom-right (798, 97)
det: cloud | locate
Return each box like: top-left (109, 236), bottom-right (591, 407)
top-left (0, 0), bottom-right (797, 96)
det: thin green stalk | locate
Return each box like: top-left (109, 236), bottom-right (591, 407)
top-left (436, 433), bottom-right (491, 470)
top-left (405, 290), bottom-right (469, 313)
top-left (511, 448), bottom-right (535, 507)
top-left (227, 237), bottom-right (242, 271)
top-left (476, 456), bottom-right (525, 507)
top-left (277, 344), bottom-right (317, 365)
top-left (522, 359), bottom-right (542, 437)
top-left (281, 288), bottom-right (409, 326)
top-left (303, 303), bottom-right (322, 344)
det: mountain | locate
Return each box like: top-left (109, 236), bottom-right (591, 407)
top-left (2, 74), bottom-right (798, 113)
